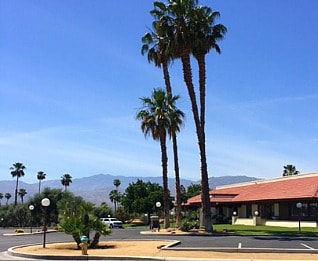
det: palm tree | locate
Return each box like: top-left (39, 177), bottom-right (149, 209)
top-left (113, 179), bottom-right (121, 190)
top-left (5, 192), bottom-right (11, 205)
top-left (0, 192), bottom-right (3, 206)
top-left (113, 179), bottom-right (121, 211)
top-left (109, 189), bottom-right (121, 213)
top-left (150, 0), bottom-right (226, 232)
top-left (61, 174), bottom-right (72, 191)
top-left (37, 171), bottom-right (46, 193)
top-left (283, 165), bottom-right (300, 176)
top-left (142, 18), bottom-right (184, 228)
top-left (136, 88), bottom-right (183, 229)
top-left (18, 188), bottom-right (27, 204)
top-left (10, 162), bottom-right (26, 205)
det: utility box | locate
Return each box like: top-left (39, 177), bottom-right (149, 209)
top-left (150, 215), bottom-right (160, 231)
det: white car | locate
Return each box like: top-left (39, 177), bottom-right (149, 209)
top-left (100, 217), bottom-right (123, 228)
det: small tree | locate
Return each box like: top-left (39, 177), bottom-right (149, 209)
top-left (109, 189), bottom-right (122, 214)
top-left (94, 202), bottom-right (113, 218)
top-left (18, 188), bottom-right (27, 204)
top-left (121, 179), bottom-right (172, 224)
top-left (283, 165), bottom-right (299, 176)
top-left (58, 200), bottom-right (111, 249)
top-left (61, 173), bottom-right (72, 191)
top-left (5, 193), bottom-right (11, 205)
top-left (37, 171), bottom-right (46, 193)
top-left (187, 183), bottom-right (202, 198)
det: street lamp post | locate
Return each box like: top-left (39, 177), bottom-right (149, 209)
top-left (41, 198), bottom-right (50, 248)
top-left (296, 202), bottom-right (302, 233)
top-left (28, 204), bottom-right (34, 233)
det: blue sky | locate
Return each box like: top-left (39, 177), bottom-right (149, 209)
top-left (1, 0), bottom-right (318, 184)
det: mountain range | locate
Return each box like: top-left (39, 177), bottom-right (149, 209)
top-left (0, 174), bottom-right (258, 206)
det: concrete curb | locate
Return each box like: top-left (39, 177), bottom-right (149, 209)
top-left (4, 229), bottom-right (58, 236)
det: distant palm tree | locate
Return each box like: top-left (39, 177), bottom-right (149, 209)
top-left (0, 192), bottom-right (3, 206)
top-left (5, 192), bottom-right (11, 205)
top-left (37, 171), bottom-right (46, 193)
top-left (18, 188), bottom-right (27, 204)
top-left (113, 179), bottom-right (121, 212)
top-left (113, 179), bottom-right (121, 190)
top-left (109, 189), bottom-right (122, 213)
top-left (283, 165), bottom-right (299, 176)
top-left (10, 162), bottom-right (26, 205)
top-left (61, 174), bottom-right (72, 191)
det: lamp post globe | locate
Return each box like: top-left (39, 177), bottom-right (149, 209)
top-left (41, 198), bottom-right (50, 207)
top-left (155, 202), bottom-right (161, 208)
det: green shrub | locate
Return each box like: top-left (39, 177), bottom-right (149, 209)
top-left (180, 219), bottom-right (199, 232)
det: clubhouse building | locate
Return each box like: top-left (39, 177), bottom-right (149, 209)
top-left (186, 172), bottom-right (318, 227)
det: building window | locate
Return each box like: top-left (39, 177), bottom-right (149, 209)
top-left (309, 203), bottom-right (318, 217)
top-left (291, 202), bottom-right (318, 218)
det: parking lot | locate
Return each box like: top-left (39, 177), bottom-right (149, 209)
top-left (1, 227), bottom-right (318, 254)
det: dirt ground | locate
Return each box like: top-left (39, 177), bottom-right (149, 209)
top-left (12, 240), bottom-right (318, 260)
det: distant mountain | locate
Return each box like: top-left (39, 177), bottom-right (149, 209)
top-left (208, 175), bottom-right (258, 188)
top-left (0, 174), bottom-right (258, 206)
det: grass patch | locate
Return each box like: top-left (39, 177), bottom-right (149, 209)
top-left (214, 224), bottom-right (318, 236)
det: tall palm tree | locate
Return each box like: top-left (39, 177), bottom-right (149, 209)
top-left (10, 162), bottom-right (26, 205)
top-left (136, 88), bottom-right (183, 229)
top-left (61, 173), bottom-right (72, 191)
top-left (5, 192), bottom-right (11, 205)
top-left (150, 0), bottom-right (226, 232)
top-left (191, 4), bottom-right (226, 231)
top-left (18, 188), bottom-right (27, 204)
top-left (0, 192), bottom-right (3, 206)
top-left (142, 21), bottom-right (184, 228)
top-left (283, 165), bottom-right (300, 176)
top-left (37, 171), bottom-right (46, 193)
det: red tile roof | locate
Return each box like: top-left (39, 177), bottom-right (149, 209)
top-left (187, 172), bottom-right (318, 205)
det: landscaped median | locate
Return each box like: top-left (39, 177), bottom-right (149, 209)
top-left (9, 240), bottom-right (179, 259)
top-left (8, 240), bottom-right (318, 260)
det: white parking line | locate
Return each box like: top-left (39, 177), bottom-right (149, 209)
top-left (301, 243), bottom-right (315, 250)
top-left (238, 242), bottom-right (242, 248)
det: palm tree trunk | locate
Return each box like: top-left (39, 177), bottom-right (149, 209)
top-left (15, 176), bottom-right (19, 205)
top-left (162, 60), bottom-right (172, 93)
top-left (162, 60), bottom-right (182, 228)
top-left (180, 53), bottom-right (212, 232)
top-left (197, 54), bottom-right (206, 133)
top-left (172, 134), bottom-right (182, 228)
top-left (197, 54), bottom-right (212, 232)
top-left (160, 132), bottom-right (170, 229)
top-left (39, 181), bottom-right (41, 194)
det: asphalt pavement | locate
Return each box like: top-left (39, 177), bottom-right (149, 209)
top-left (1, 227), bottom-right (318, 260)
